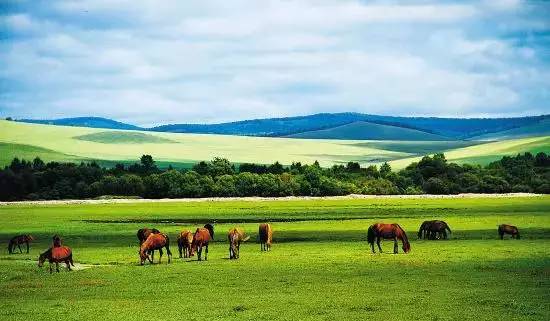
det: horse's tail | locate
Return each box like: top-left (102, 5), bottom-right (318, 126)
top-left (164, 235), bottom-right (172, 257)
top-left (367, 225), bottom-right (375, 245)
top-left (417, 223), bottom-right (425, 239)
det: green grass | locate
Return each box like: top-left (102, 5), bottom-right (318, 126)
top-left (0, 196), bottom-right (549, 321)
top-left (75, 131), bottom-right (178, 144)
top-left (1, 120), bottom-right (549, 169)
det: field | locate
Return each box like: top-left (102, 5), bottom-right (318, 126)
top-left (1, 120), bottom-right (549, 169)
top-left (1, 196), bottom-right (549, 321)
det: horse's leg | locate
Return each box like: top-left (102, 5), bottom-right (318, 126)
top-left (393, 238), bottom-right (398, 254)
top-left (229, 244), bottom-right (233, 259)
top-left (377, 237), bottom-right (383, 253)
top-left (236, 242), bottom-right (240, 259)
top-left (18, 244), bottom-right (23, 253)
top-left (26, 241), bottom-right (29, 253)
top-left (56, 262), bottom-right (60, 273)
top-left (205, 244), bottom-right (208, 261)
top-left (370, 242), bottom-right (375, 253)
top-left (49, 262), bottom-right (53, 274)
top-left (158, 248), bottom-right (163, 264)
top-left (66, 260), bottom-right (71, 271)
top-left (198, 245), bottom-right (202, 261)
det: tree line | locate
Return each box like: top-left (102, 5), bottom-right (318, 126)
top-left (0, 152), bottom-right (549, 201)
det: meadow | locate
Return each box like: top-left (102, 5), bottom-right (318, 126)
top-left (0, 196), bottom-right (549, 321)
top-left (1, 120), bottom-right (549, 169)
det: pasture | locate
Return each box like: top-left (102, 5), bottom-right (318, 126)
top-left (0, 196), bottom-right (549, 321)
top-left (1, 120), bottom-right (549, 169)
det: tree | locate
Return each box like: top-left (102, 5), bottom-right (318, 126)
top-left (140, 155), bottom-right (156, 172)
top-left (380, 162), bottom-right (391, 177)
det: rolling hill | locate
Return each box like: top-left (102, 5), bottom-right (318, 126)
top-left (286, 121), bottom-right (451, 141)
top-left (470, 118), bottom-right (550, 141)
top-left (1, 120), bottom-right (548, 170)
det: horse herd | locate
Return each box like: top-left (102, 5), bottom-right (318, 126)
top-left (6, 222), bottom-right (520, 273)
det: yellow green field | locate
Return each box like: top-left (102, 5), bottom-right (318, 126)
top-left (0, 120), bottom-right (548, 169)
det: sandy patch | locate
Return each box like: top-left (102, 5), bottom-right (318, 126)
top-left (0, 193), bottom-right (544, 206)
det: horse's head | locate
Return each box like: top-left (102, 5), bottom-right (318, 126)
top-left (139, 249), bottom-right (149, 265)
top-left (402, 242), bottom-right (411, 253)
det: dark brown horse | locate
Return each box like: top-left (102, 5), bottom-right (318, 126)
top-left (259, 223), bottom-right (273, 251)
top-left (418, 220), bottom-right (451, 240)
top-left (177, 230), bottom-right (194, 258)
top-left (38, 246), bottom-right (74, 273)
top-left (139, 233), bottom-right (172, 265)
top-left (191, 226), bottom-right (213, 261)
top-left (53, 234), bottom-right (62, 247)
top-left (367, 223), bottom-right (410, 254)
top-left (137, 227), bottom-right (160, 260)
top-left (8, 234), bottom-right (34, 254)
top-left (228, 228), bottom-right (250, 259)
top-left (498, 224), bottom-right (520, 239)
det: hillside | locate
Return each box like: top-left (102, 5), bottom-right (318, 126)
top-left (470, 118), bottom-right (550, 141)
top-left (286, 121), bottom-right (451, 141)
top-left (18, 117), bottom-right (142, 131)
top-left (1, 120), bottom-right (548, 170)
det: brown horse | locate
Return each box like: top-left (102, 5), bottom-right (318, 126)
top-left (418, 220), bottom-right (451, 240)
top-left (259, 223), bottom-right (273, 251)
top-left (139, 233), bottom-right (172, 265)
top-left (498, 224), bottom-right (520, 239)
top-left (228, 228), bottom-right (250, 259)
top-left (191, 227), bottom-right (213, 261)
top-left (38, 246), bottom-right (74, 273)
top-left (177, 230), bottom-right (194, 258)
top-left (137, 227), bottom-right (160, 260)
top-left (8, 234), bottom-right (34, 254)
top-left (367, 223), bottom-right (410, 254)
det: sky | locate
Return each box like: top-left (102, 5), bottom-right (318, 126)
top-left (1, 0), bottom-right (549, 126)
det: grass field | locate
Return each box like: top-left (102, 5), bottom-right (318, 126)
top-left (0, 196), bottom-right (549, 321)
top-left (1, 120), bottom-right (549, 169)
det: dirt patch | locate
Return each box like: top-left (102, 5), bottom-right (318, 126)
top-left (0, 193), bottom-right (544, 206)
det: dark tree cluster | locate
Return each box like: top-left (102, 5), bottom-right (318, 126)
top-left (0, 152), bottom-right (548, 201)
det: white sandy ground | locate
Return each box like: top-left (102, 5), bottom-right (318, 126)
top-left (0, 193), bottom-right (544, 206)
top-left (7, 259), bottom-right (102, 271)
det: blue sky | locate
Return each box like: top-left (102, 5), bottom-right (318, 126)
top-left (1, 0), bottom-right (549, 126)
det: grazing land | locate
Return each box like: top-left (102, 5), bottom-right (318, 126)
top-left (1, 120), bottom-right (549, 169)
top-left (0, 196), bottom-right (549, 321)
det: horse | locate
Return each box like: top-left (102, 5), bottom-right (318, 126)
top-left (367, 223), bottom-right (411, 254)
top-left (8, 235), bottom-right (34, 254)
top-left (259, 223), bottom-right (273, 251)
top-left (177, 230), bottom-right (194, 258)
top-left (418, 221), bottom-right (435, 239)
top-left (418, 221), bottom-right (452, 240)
top-left (191, 226), bottom-right (213, 261)
top-left (139, 233), bottom-right (172, 265)
top-left (228, 228), bottom-right (250, 259)
top-left (38, 246), bottom-right (74, 273)
top-left (498, 224), bottom-right (520, 239)
top-left (137, 227), bottom-right (160, 260)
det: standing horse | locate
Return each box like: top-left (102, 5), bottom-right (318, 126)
top-left (8, 235), bottom-right (34, 254)
top-left (367, 223), bottom-right (410, 254)
top-left (38, 246), bottom-right (74, 273)
top-left (139, 233), bottom-right (172, 265)
top-left (177, 230), bottom-right (194, 258)
top-left (191, 227), bottom-right (213, 261)
top-left (427, 221), bottom-right (452, 240)
top-left (137, 227), bottom-right (160, 260)
top-left (259, 223), bottom-right (273, 251)
top-left (228, 228), bottom-right (250, 259)
top-left (498, 224), bottom-right (520, 239)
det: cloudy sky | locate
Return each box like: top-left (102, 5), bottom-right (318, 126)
top-left (1, 0), bottom-right (549, 126)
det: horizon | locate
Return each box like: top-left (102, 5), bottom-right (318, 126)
top-left (2, 1), bottom-right (550, 127)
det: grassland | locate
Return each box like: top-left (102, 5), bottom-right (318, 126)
top-left (1, 120), bottom-right (549, 169)
top-left (0, 196), bottom-right (549, 321)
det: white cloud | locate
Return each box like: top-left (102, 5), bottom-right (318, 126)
top-left (1, 0), bottom-right (549, 125)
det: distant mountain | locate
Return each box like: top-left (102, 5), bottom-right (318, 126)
top-left (286, 121), bottom-right (451, 141)
top-left (470, 118), bottom-right (550, 140)
top-left (15, 113), bottom-right (549, 141)
top-left (150, 112), bottom-right (549, 140)
top-left (18, 117), bottom-right (142, 131)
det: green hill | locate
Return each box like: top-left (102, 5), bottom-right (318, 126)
top-left (470, 118), bottom-right (550, 141)
top-left (286, 121), bottom-right (451, 141)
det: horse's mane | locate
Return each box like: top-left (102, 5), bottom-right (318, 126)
top-left (395, 224), bottom-right (410, 246)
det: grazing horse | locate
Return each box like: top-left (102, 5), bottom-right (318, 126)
top-left (191, 227), bottom-right (213, 261)
top-left (8, 235), bottom-right (34, 254)
top-left (139, 233), bottom-right (172, 265)
top-left (177, 230), bottom-right (194, 258)
top-left (137, 227), bottom-right (160, 260)
top-left (498, 224), bottom-right (520, 239)
top-left (228, 228), bottom-right (250, 259)
top-left (418, 221), bottom-right (452, 240)
top-left (38, 246), bottom-right (74, 273)
top-left (259, 223), bottom-right (273, 251)
top-left (367, 223), bottom-right (411, 254)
